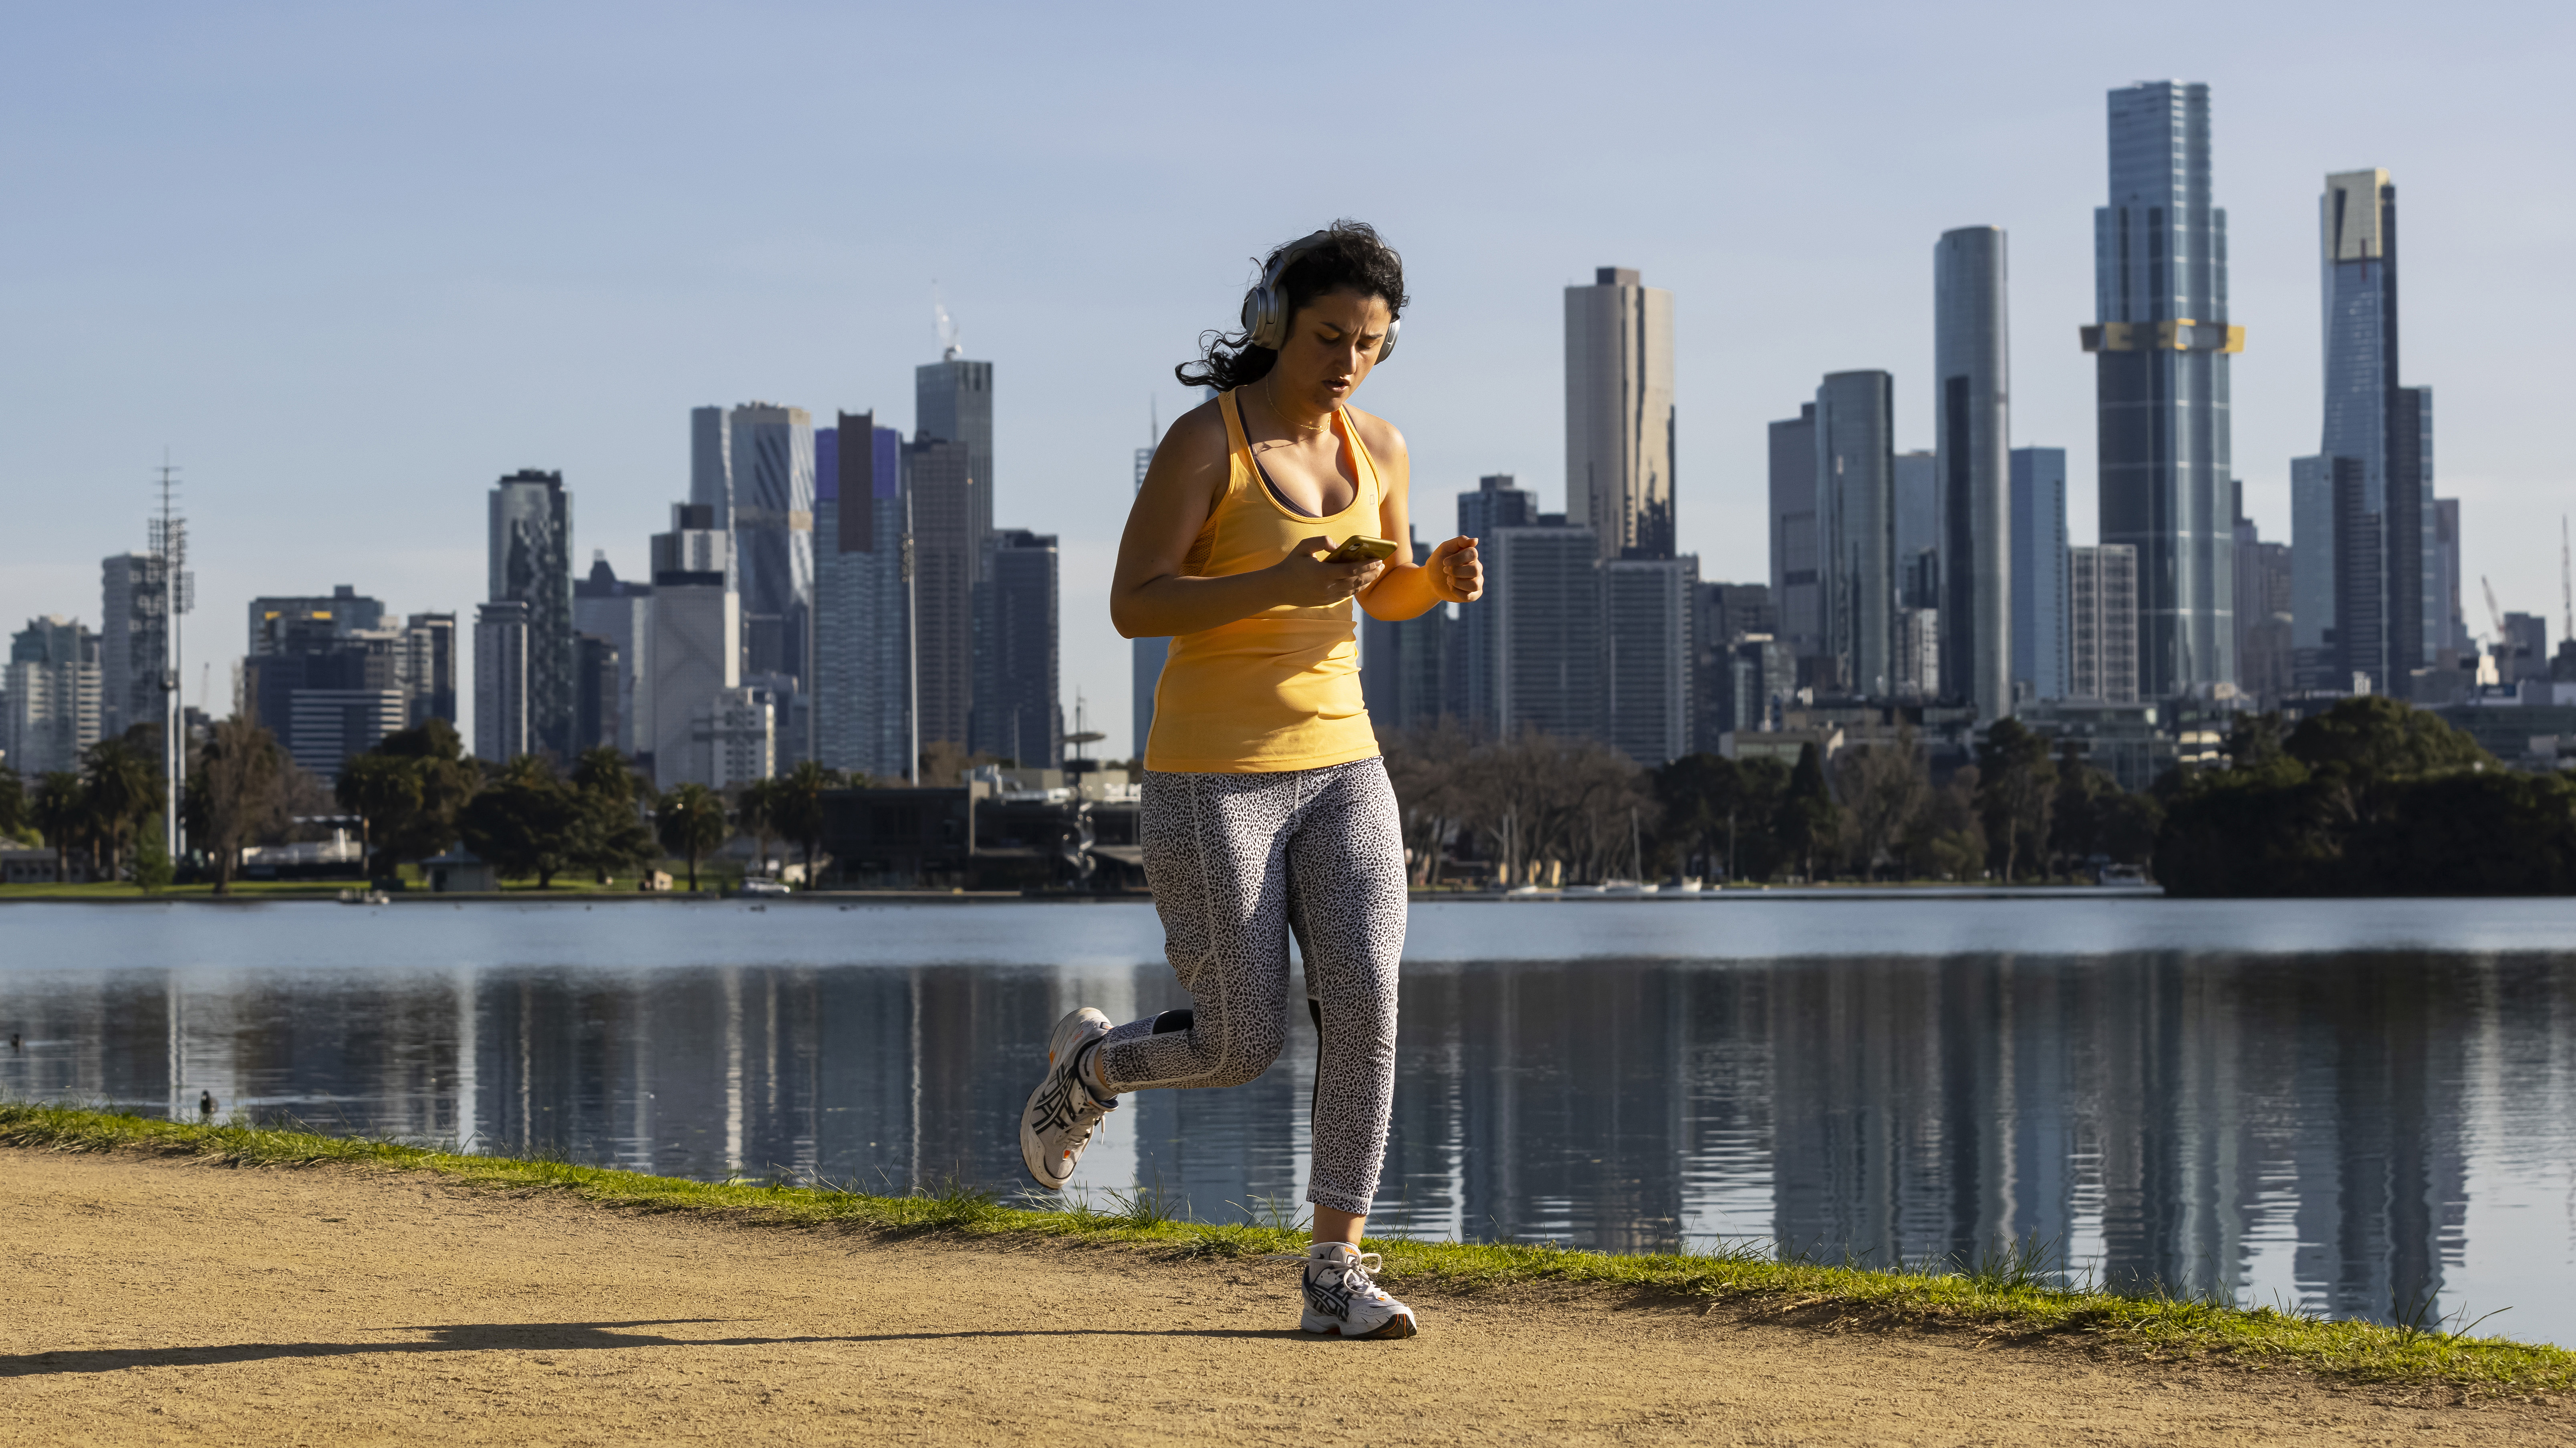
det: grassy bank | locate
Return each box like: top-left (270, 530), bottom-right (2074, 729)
top-left (3, 1102), bottom-right (2564, 1397)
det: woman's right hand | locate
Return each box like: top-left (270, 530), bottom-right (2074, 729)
top-left (1272, 536), bottom-right (1385, 608)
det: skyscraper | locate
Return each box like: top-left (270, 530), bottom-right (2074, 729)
top-left (2290, 453), bottom-right (2336, 688)
top-left (1488, 518), bottom-right (1602, 739)
top-left (1601, 556), bottom-right (1695, 764)
top-left (240, 586), bottom-right (407, 779)
top-left (2433, 498), bottom-right (2464, 655)
top-left (2086, 81), bottom-right (2240, 697)
top-left (2009, 447), bottom-right (2069, 701)
top-left (647, 504), bottom-right (740, 788)
top-left (1815, 371), bottom-right (1895, 697)
top-left (814, 415), bottom-right (913, 780)
top-left (572, 555), bottom-right (652, 755)
top-left (486, 469), bottom-right (574, 757)
top-left (1692, 579), bottom-right (1777, 748)
top-left (574, 633), bottom-right (620, 754)
top-left (1360, 534), bottom-right (1450, 734)
top-left (2070, 544), bottom-right (2141, 703)
top-left (403, 612), bottom-right (457, 727)
top-left (473, 600), bottom-right (532, 762)
top-left (2307, 168), bottom-right (2437, 696)
top-left (722, 404), bottom-right (816, 692)
top-left (911, 354), bottom-right (994, 753)
top-left (98, 552), bottom-right (169, 745)
top-left (917, 355), bottom-right (995, 530)
top-left (1453, 474), bottom-right (1536, 727)
top-left (1131, 441), bottom-right (1168, 759)
top-left (1564, 268), bottom-right (1675, 561)
top-left (904, 436), bottom-right (978, 752)
top-left (248, 588), bottom-right (386, 655)
top-left (1892, 451), bottom-right (1939, 608)
top-left (2231, 484), bottom-right (2294, 705)
top-left (1768, 404), bottom-right (1822, 667)
top-left (4, 617), bottom-right (100, 777)
top-left (1936, 226), bottom-right (2012, 721)
top-left (972, 530), bottom-right (1062, 768)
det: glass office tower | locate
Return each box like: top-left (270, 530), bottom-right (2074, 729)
top-left (1814, 371), bottom-right (1895, 697)
top-left (2085, 81), bottom-right (2239, 698)
top-left (1935, 226), bottom-right (2012, 721)
top-left (2009, 447), bottom-right (2069, 701)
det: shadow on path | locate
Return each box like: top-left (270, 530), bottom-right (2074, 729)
top-left (1, 1319), bottom-right (1308, 1376)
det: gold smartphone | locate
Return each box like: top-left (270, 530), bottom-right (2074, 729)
top-left (1322, 534), bottom-right (1399, 564)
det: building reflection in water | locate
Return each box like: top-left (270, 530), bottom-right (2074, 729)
top-left (5, 949), bottom-right (2567, 1335)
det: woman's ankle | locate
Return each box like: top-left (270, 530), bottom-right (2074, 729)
top-left (1077, 1041), bottom-right (1117, 1102)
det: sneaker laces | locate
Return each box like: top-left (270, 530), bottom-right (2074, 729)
top-left (1265, 1249), bottom-right (1393, 1299)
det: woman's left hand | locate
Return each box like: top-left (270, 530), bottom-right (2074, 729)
top-left (1427, 536), bottom-right (1482, 602)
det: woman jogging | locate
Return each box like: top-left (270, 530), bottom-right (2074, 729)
top-left (1019, 221), bottom-right (1482, 1340)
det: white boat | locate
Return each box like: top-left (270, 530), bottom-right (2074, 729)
top-left (739, 878), bottom-right (791, 898)
top-left (1563, 883), bottom-right (1606, 896)
top-left (1669, 878), bottom-right (1704, 895)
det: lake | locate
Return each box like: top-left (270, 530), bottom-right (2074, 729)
top-left (4, 894), bottom-right (2573, 1344)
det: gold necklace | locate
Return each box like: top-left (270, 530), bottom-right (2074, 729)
top-left (1264, 375), bottom-right (1330, 439)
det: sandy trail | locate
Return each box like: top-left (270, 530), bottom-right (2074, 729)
top-left (0, 1151), bottom-right (2560, 1446)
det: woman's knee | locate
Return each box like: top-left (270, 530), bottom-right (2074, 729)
top-left (1196, 1021), bottom-right (1284, 1088)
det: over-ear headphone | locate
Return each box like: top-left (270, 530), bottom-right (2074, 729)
top-left (1240, 230), bottom-right (1399, 362)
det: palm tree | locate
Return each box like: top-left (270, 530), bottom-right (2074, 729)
top-left (655, 783), bottom-right (728, 892)
top-left (734, 777), bottom-right (781, 878)
top-left (80, 738), bottom-right (161, 883)
top-left (30, 773), bottom-right (87, 884)
top-left (0, 769), bottom-right (26, 846)
top-left (768, 759), bottom-right (845, 888)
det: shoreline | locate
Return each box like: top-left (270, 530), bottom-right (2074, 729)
top-left (0, 883), bottom-right (2170, 906)
top-left (2, 1102), bottom-right (2564, 1399)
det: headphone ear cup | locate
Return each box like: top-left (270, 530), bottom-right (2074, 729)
top-left (1377, 316), bottom-right (1399, 363)
top-left (1245, 282), bottom-right (1282, 350)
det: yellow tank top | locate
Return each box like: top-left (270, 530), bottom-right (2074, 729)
top-left (1143, 389), bottom-right (1385, 774)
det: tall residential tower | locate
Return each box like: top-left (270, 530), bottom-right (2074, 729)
top-left (1935, 226), bottom-right (2012, 720)
top-left (2085, 81), bottom-right (2240, 697)
top-left (487, 469), bottom-right (575, 757)
top-left (1814, 372), bottom-right (1895, 697)
top-left (2293, 168), bottom-right (2436, 695)
top-left (1564, 268), bottom-right (1675, 561)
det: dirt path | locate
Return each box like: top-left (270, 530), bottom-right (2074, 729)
top-left (0, 1151), bottom-right (2560, 1446)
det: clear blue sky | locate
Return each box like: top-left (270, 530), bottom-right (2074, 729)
top-left (5, 1), bottom-right (2569, 753)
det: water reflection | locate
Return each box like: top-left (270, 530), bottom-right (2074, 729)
top-left (5, 933), bottom-right (2571, 1342)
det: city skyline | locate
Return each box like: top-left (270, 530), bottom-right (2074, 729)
top-left (5, 8), bottom-right (2571, 753)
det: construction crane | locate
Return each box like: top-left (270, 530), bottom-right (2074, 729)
top-left (2482, 575), bottom-right (2506, 642)
top-left (2562, 516), bottom-right (2572, 642)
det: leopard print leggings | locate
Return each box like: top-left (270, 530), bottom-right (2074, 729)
top-left (1092, 757), bottom-right (1407, 1216)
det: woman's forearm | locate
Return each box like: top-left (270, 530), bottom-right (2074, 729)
top-left (1113, 569), bottom-right (1295, 639)
top-left (1358, 563), bottom-right (1448, 622)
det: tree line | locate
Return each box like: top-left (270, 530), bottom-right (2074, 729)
top-left (1379, 717), bottom-right (2162, 887)
top-left (2157, 697), bottom-right (2576, 896)
top-left (2, 714), bottom-right (863, 893)
top-left (0, 729), bottom-right (173, 887)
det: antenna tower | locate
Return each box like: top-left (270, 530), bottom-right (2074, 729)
top-left (148, 459), bottom-right (194, 861)
top-left (2562, 516), bottom-right (2572, 642)
top-left (932, 281), bottom-right (960, 360)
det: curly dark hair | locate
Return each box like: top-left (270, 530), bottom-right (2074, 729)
top-left (1178, 220), bottom-right (1407, 393)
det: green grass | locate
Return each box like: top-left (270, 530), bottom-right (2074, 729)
top-left (2, 1102), bottom-right (2566, 1397)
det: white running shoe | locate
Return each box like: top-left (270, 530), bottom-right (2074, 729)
top-left (1300, 1242), bottom-right (1419, 1339)
top-left (1020, 1007), bottom-right (1115, 1190)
